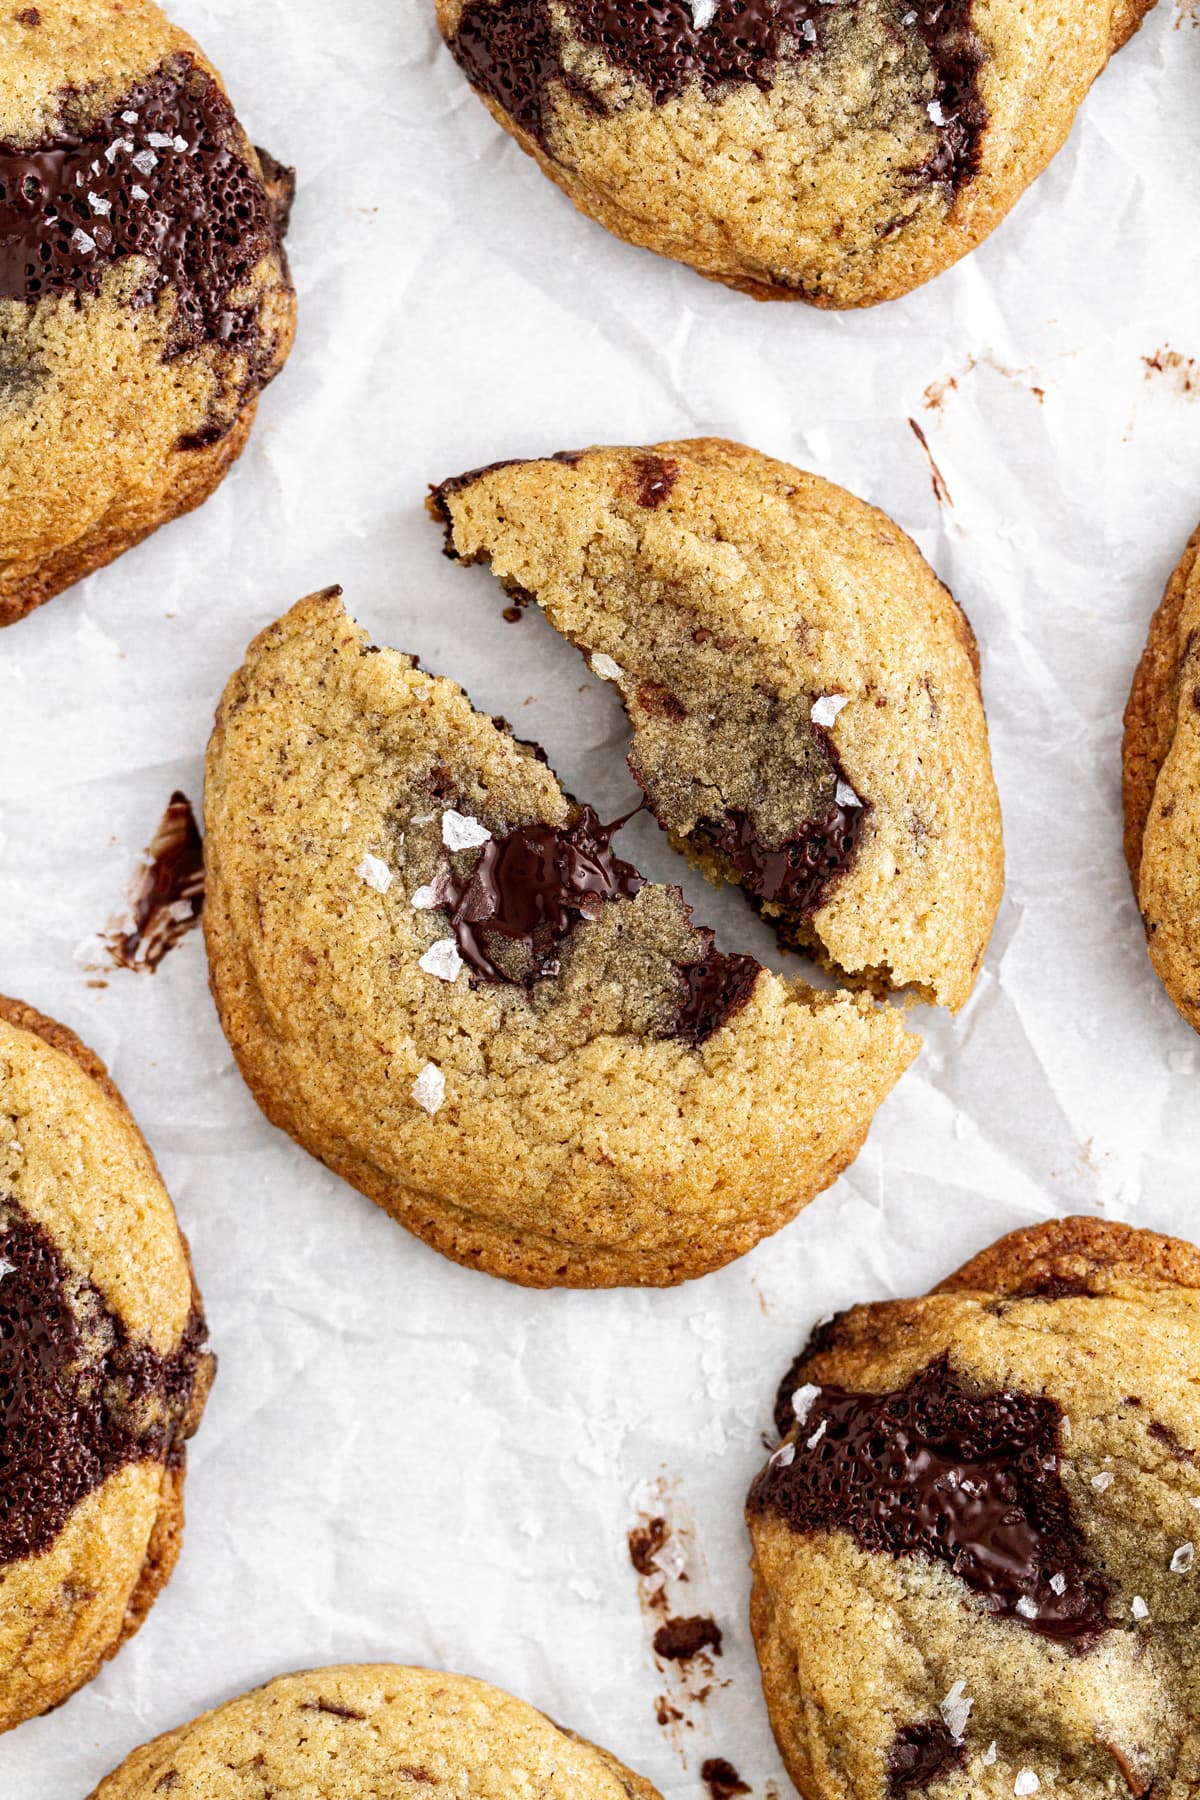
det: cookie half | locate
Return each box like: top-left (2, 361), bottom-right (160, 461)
top-left (0, 0), bottom-right (296, 626)
top-left (431, 440), bottom-right (1003, 1011)
top-left (0, 995), bottom-right (213, 1733)
top-left (435, 0), bottom-right (1152, 308)
top-left (746, 1217), bottom-right (1200, 1800)
top-left (1123, 523), bottom-right (1200, 1034)
top-left (203, 588), bottom-right (918, 1288)
top-left (88, 1664), bottom-right (662, 1798)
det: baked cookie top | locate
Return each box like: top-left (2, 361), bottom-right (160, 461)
top-left (203, 587), bottom-right (918, 1288)
top-left (431, 439), bottom-right (1003, 1012)
top-left (0, 995), bottom-right (213, 1733)
top-left (435, 0), bottom-right (1152, 307)
top-left (89, 1664), bottom-right (662, 1798)
top-left (0, 0), bottom-right (295, 624)
top-left (1123, 524), bottom-right (1200, 1034)
top-left (746, 1217), bottom-right (1200, 1800)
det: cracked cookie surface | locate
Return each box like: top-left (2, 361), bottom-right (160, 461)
top-left (0, 0), bottom-right (295, 625)
top-left (203, 587), bottom-right (918, 1288)
top-left (435, 0), bottom-right (1154, 307)
top-left (90, 1664), bottom-right (663, 1798)
top-left (746, 1216), bottom-right (1200, 1800)
top-left (0, 995), bottom-right (213, 1733)
top-left (432, 439), bottom-right (1003, 1011)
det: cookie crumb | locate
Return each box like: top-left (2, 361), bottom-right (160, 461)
top-left (419, 938), bottom-right (464, 983)
top-left (442, 809), bottom-right (491, 851)
top-left (411, 1063), bottom-right (446, 1115)
top-left (356, 853), bottom-right (393, 893)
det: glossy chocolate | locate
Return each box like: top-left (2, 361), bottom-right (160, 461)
top-left (436, 804), bottom-right (644, 983)
top-left (696, 794), bottom-right (866, 916)
top-left (0, 1198), bottom-right (209, 1563)
top-left (749, 1354), bottom-right (1111, 1650)
top-left (0, 55), bottom-right (287, 363)
top-left (671, 946), bottom-right (760, 1045)
top-left (449, 0), bottom-right (987, 189)
top-left (701, 1762), bottom-right (751, 1800)
top-left (106, 791), bottom-right (204, 973)
top-left (888, 1723), bottom-right (965, 1793)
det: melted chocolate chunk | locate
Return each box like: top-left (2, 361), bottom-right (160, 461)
top-left (435, 804), bottom-right (644, 983)
top-left (697, 795), bottom-right (866, 916)
top-left (749, 1354), bottom-right (1111, 1650)
top-left (671, 948), bottom-right (760, 1045)
top-left (701, 1759), bottom-right (751, 1799)
top-left (450, 0), bottom-right (987, 190)
top-left (888, 1722), bottom-right (965, 1793)
top-left (652, 1613), bottom-right (723, 1661)
top-left (0, 55), bottom-right (288, 368)
top-left (0, 1198), bottom-right (209, 1563)
top-left (105, 791), bottom-right (204, 973)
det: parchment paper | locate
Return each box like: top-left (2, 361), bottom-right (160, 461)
top-left (2, 2), bottom-right (1200, 1792)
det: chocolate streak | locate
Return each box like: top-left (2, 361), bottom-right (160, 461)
top-left (695, 793), bottom-right (865, 916)
top-left (450, 0), bottom-right (987, 190)
top-left (0, 1198), bottom-right (210, 1563)
top-left (0, 55), bottom-right (289, 374)
top-left (431, 804), bottom-right (759, 1043)
top-left (749, 1354), bottom-right (1111, 1650)
top-left (106, 791), bottom-right (205, 973)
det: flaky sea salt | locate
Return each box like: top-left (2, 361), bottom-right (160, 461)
top-left (939, 1680), bottom-right (973, 1743)
top-left (121, 111), bottom-right (139, 124)
top-left (928, 100), bottom-right (949, 125)
top-left (411, 1062), bottom-right (445, 1116)
top-left (356, 853), bottom-right (392, 893)
top-left (1014, 1773), bottom-right (1039, 1796)
top-left (105, 136), bottom-right (133, 162)
top-left (982, 1744), bottom-right (997, 1767)
top-left (146, 132), bottom-right (174, 148)
top-left (688, 0), bottom-right (718, 23)
top-left (132, 148), bottom-right (158, 175)
top-left (834, 779), bottom-right (862, 808)
top-left (410, 885), bottom-right (439, 911)
top-left (806, 1419), bottom-right (827, 1449)
top-left (1015, 1596), bottom-right (1038, 1619)
top-left (791, 1383), bottom-right (821, 1425)
top-left (420, 939), bottom-right (463, 983)
top-left (173, 135), bottom-right (189, 153)
top-left (131, 185), bottom-right (150, 201)
top-left (0, 1259), bottom-right (14, 1281)
top-left (770, 1442), bottom-right (795, 1469)
top-left (1131, 1595), bottom-right (1150, 1621)
top-left (810, 694), bottom-right (848, 728)
top-left (442, 809), bottom-right (491, 852)
top-left (70, 228), bottom-right (96, 253)
top-left (1190, 1496), bottom-right (1200, 1511)
top-left (88, 192), bottom-right (111, 215)
top-left (1049, 1573), bottom-right (1067, 1596)
top-left (1091, 1471), bottom-right (1114, 1491)
top-left (1170, 1542), bottom-right (1195, 1574)
top-left (591, 653), bottom-right (623, 682)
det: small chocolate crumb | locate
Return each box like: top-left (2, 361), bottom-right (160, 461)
top-left (652, 1614), bottom-right (722, 1662)
top-left (16, 7), bottom-right (41, 24)
top-left (702, 1759), bottom-right (751, 1799)
top-left (629, 1515), bottom-right (670, 1576)
top-left (103, 791), bottom-right (204, 973)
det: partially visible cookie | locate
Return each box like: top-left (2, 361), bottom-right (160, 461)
top-left (746, 1217), bottom-right (1200, 1800)
top-left (88, 1664), bottom-right (663, 1798)
top-left (435, 0), bottom-right (1152, 308)
top-left (1123, 524), bottom-right (1200, 1033)
top-left (431, 440), bottom-right (1003, 1011)
top-left (0, 995), bottom-right (214, 1733)
top-left (0, 0), bottom-right (296, 626)
top-left (203, 588), bottom-right (919, 1288)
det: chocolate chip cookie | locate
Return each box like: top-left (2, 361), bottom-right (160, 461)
top-left (88, 1664), bottom-right (662, 1798)
top-left (747, 1216), bottom-right (1200, 1800)
top-left (1123, 523), bottom-right (1200, 1035)
top-left (0, 995), bottom-right (213, 1733)
top-left (0, 0), bottom-right (296, 626)
top-left (431, 440), bottom-right (1003, 1011)
top-left (203, 587), bottom-right (918, 1288)
top-left (435, 0), bottom-right (1153, 307)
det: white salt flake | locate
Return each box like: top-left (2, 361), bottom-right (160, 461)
top-left (791, 1383), bottom-right (822, 1425)
top-left (810, 694), bottom-right (848, 728)
top-left (419, 938), bottom-right (464, 983)
top-left (356, 853), bottom-right (393, 894)
top-left (0, 1259), bottom-right (14, 1281)
top-left (1014, 1773), bottom-right (1039, 1796)
top-left (1170, 1542), bottom-right (1195, 1575)
top-left (1091, 1471), bottom-right (1114, 1492)
top-left (928, 100), bottom-right (949, 126)
top-left (132, 149), bottom-right (158, 175)
top-left (983, 1744), bottom-right (997, 1768)
top-left (87, 192), bottom-right (112, 216)
top-left (411, 1062), bottom-right (446, 1116)
top-left (131, 184), bottom-right (150, 201)
top-left (1015, 1596), bottom-right (1038, 1619)
top-left (689, 0), bottom-right (718, 23)
top-left (105, 137), bottom-right (134, 162)
top-left (146, 132), bottom-right (174, 148)
top-left (939, 1680), bottom-right (973, 1743)
top-left (1060, 1415), bottom-right (1072, 1439)
top-left (442, 809), bottom-right (491, 852)
top-left (173, 135), bottom-right (189, 153)
top-left (591, 653), bottom-right (623, 682)
top-left (70, 228), bottom-right (96, 253)
top-left (121, 111), bottom-right (139, 124)
top-left (1049, 1572), bottom-right (1067, 1596)
top-left (834, 779), bottom-right (862, 809)
top-left (1131, 1595), bottom-right (1150, 1621)
top-left (410, 885), bottom-right (440, 911)
top-left (806, 1419), bottom-right (827, 1449)
top-left (1190, 1496), bottom-right (1200, 1511)
top-left (800, 17), bottom-right (817, 40)
top-left (771, 1442), bottom-right (795, 1469)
